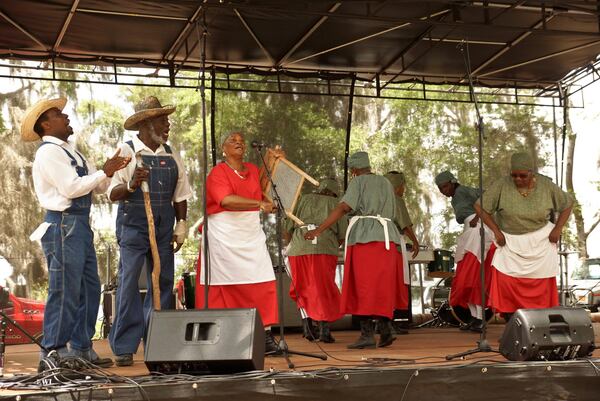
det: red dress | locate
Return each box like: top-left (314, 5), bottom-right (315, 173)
top-left (288, 254), bottom-right (342, 322)
top-left (341, 242), bottom-right (408, 319)
top-left (450, 246), bottom-right (494, 308)
top-left (195, 162), bottom-right (278, 326)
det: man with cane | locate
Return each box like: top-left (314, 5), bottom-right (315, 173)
top-left (108, 96), bottom-right (192, 367)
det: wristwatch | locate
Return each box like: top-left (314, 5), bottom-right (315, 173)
top-left (127, 180), bottom-right (136, 193)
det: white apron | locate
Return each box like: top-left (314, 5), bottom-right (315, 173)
top-left (491, 222), bottom-right (558, 279)
top-left (455, 214), bottom-right (494, 263)
top-left (343, 214), bottom-right (392, 258)
top-left (199, 211), bottom-right (275, 285)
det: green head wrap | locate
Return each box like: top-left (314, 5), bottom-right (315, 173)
top-left (435, 170), bottom-right (457, 186)
top-left (510, 152), bottom-right (534, 171)
top-left (384, 171), bottom-right (406, 189)
top-left (347, 151), bottom-right (370, 169)
top-left (319, 178), bottom-right (340, 197)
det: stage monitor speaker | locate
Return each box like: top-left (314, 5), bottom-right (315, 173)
top-left (499, 307), bottom-right (595, 361)
top-left (144, 308), bottom-right (265, 374)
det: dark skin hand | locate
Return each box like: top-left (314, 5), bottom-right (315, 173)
top-left (109, 166), bottom-right (150, 201)
top-left (469, 215), bottom-right (480, 228)
top-left (474, 202), bottom-right (506, 246)
top-left (102, 149), bottom-right (131, 177)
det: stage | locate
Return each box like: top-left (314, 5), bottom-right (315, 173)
top-left (2, 322), bottom-right (600, 401)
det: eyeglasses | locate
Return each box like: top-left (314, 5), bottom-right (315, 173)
top-left (510, 173), bottom-right (530, 179)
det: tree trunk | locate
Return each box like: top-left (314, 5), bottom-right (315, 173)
top-left (564, 92), bottom-right (588, 259)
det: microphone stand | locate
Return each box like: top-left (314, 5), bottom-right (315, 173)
top-left (253, 144), bottom-right (327, 368)
top-left (446, 40), bottom-right (498, 360)
top-left (195, 15), bottom-right (211, 309)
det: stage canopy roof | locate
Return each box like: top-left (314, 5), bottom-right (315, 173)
top-left (2, 0), bottom-right (600, 98)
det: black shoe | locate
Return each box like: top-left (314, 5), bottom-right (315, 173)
top-left (459, 317), bottom-right (475, 331)
top-left (347, 319), bottom-right (376, 349)
top-left (502, 313), bottom-right (514, 323)
top-left (469, 319), bottom-right (483, 333)
top-left (114, 354), bottom-right (133, 367)
top-left (377, 319), bottom-right (396, 348)
top-left (318, 321), bottom-right (335, 343)
top-left (265, 330), bottom-right (281, 356)
top-left (91, 356), bottom-right (114, 368)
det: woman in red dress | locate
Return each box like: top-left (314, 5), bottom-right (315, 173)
top-left (195, 131), bottom-right (279, 354)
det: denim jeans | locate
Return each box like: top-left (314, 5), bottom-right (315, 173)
top-left (108, 221), bottom-right (175, 356)
top-left (40, 210), bottom-right (101, 354)
top-left (109, 149), bottom-right (177, 356)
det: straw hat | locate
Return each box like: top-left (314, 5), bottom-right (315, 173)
top-left (124, 96), bottom-right (175, 131)
top-left (20, 97), bottom-right (67, 142)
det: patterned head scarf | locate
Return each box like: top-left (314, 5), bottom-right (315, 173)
top-left (384, 171), bottom-right (406, 188)
top-left (347, 151), bottom-right (370, 169)
top-left (220, 130), bottom-right (244, 147)
top-left (510, 152), bottom-right (534, 171)
top-left (434, 170), bottom-right (457, 186)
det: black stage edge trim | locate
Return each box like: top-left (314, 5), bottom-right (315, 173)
top-left (4, 360), bottom-right (600, 401)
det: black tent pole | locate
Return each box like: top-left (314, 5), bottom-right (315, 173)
top-left (446, 40), bottom-right (498, 360)
top-left (210, 69), bottom-right (217, 168)
top-left (196, 16), bottom-right (210, 310)
top-left (343, 75), bottom-right (356, 190)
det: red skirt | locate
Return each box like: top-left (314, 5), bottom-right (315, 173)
top-left (195, 279), bottom-right (279, 327)
top-left (450, 245), bottom-right (495, 308)
top-left (288, 254), bottom-right (342, 322)
top-left (341, 242), bottom-right (407, 319)
top-left (488, 263), bottom-right (558, 313)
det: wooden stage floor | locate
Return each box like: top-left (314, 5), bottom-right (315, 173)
top-left (4, 322), bottom-right (600, 376)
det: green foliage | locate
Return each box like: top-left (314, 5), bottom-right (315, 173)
top-left (1, 72), bottom-right (593, 288)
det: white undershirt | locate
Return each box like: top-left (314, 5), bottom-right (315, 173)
top-left (32, 136), bottom-right (109, 212)
top-left (107, 135), bottom-right (192, 203)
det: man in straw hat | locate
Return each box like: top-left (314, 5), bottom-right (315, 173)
top-left (435, 170), bottom-right (493, 332)
top-left (107, 96), bottom-right (192, 367)
top-left (284, 178), bottom-right (347, 343)
top-left (22, 97), bottom-right (130, 370)
top-left (305, 152), bottom-right (408, 349)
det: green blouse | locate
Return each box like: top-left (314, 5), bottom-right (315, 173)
top-left (285, 193), bottom-right (348, 256)
top-left (479, 174), bottom-right (573, 235)
top-left (451, 185), bottom-right (480, 224)
top-left (341, 174), bottom-right (402, 246)
top-left (395, 194), bottom-right (413, 231)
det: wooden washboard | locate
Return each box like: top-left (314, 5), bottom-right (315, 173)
top-left (260, 148), bottom-right (319, 225)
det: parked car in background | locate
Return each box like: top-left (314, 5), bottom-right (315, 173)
top-left (0, 286), bottom-right (45, 345)
top-left (568, 258), bottom-right (600, 309)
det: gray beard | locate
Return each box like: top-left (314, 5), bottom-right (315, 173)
top-left (147, 123), bottom-right (166, 145)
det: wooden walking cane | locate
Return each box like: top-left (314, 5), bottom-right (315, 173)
top-left (137, 153), bottom-right (162, 311)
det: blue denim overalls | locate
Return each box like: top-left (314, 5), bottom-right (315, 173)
top-left (109, 142), bottom-right (178, 356)
top-left (39, 143), bottom-right (101, 356)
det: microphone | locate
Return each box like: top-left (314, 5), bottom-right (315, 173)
top-left (251, 140), bottom-right (265, 149)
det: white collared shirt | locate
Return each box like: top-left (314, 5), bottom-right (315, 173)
top-left (32, 136), bottom-right (109, 212)
top-left (107, 135), bottom-right (192, 203)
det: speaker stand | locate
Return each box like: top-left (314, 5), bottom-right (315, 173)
top-left (255, 146), bottom-right (327, 368)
